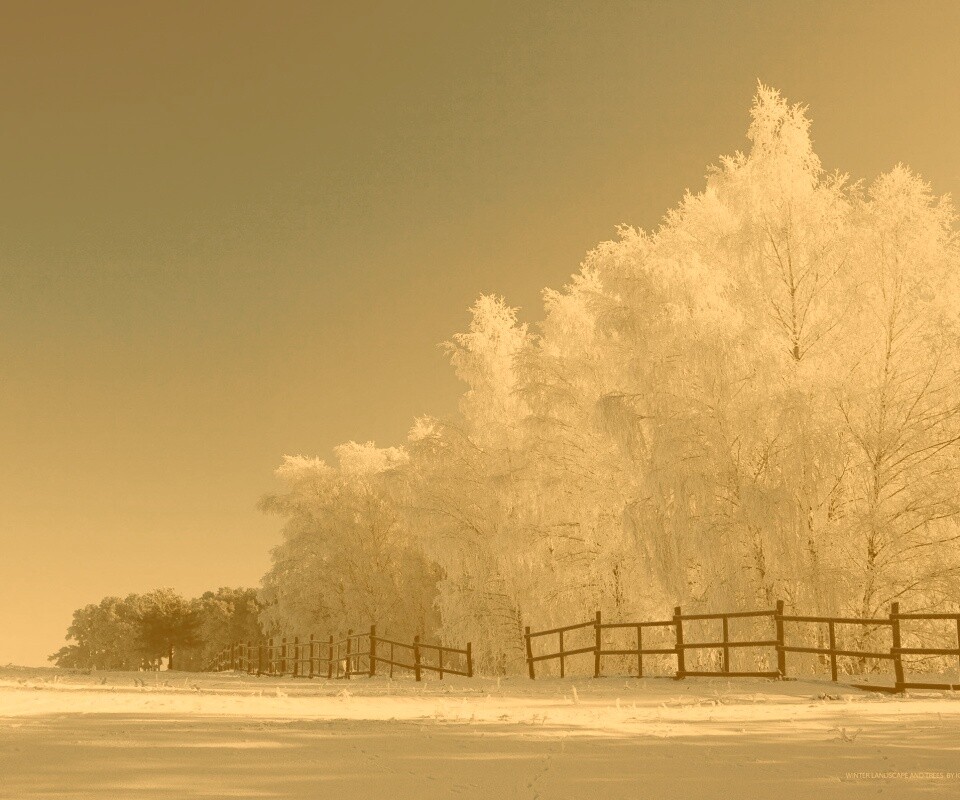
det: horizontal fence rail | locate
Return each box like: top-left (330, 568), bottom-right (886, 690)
top-left (209, 625), bottom-right (472, 682)
top-left (523, 601), bottom-right (960, 693)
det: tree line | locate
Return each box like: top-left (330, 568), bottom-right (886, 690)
top-left (49, 587), bottom-right (262, 671)
top-left (257, 85), bottom-right (960, 675)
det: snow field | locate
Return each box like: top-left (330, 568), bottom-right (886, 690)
top-left (2, 667), bottom-right (960, 799)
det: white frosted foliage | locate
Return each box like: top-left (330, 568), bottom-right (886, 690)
top-left (260, 86), bottom-right (960, 674)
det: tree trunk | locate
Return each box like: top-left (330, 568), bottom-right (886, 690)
top-left (168, 644), bottom-right (174, 672)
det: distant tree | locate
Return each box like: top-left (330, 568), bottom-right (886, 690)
top-left (135, 588), bottom-right (198, 671)
top-left (47, 643), bottom-right (89, 669)
top-left (48, 596), bottom-right (144, 670)
top-left (50, 586), bottom-right (260, 671)
top-left (175, 587), bottom-right (264, 670)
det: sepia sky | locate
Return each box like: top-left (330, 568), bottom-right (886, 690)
top-left (2, 1), bottom-right (959, 666)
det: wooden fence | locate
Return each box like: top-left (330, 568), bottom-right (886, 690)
top-left (205, 604), bottom-right (960, 692)
top-left (524, 602), bottom-right (960, 693)
top-left (210, 625), bottom-right (473, 682)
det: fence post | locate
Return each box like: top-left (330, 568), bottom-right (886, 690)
top-left (413, 635), bottom-right (422, 682)
top-left (674, 606), bottom-right (685, 679)
top-left (775, 600), bottom-right (786, 678)
top-left (268, 637), bottom-right (274, 674)
top-left (828, 621), bottom-right (838, 682)
top-left (891, 602), bottom-right (905, 693)
top-left (594, 610), bottom-right (602, 678)
top-left (466, 642), bottom-right (473, 678)
top-left (246, 640), bottom-right (252, 674)
top-left (722, 616), bottom-right (730, 674)
top-left (293, 636), bottom-right (300, 678)
top-left (956, 618), bottom-right (960, 678)
top-left (345, 630), bottom-right (353, 680)
top-left (257, 643), bottom-right (264, 676)
top-left (308, 634), bottom-right (315, 679)
top-left (524, 626), bottom-right (535, 679)
top-left (559, 629), bottom-right (565, 678)
top-left (369, 625), bottom-right (377, 677)
top-left (327, 635), bottom-right (334, 680)
top-left (636, 625), bottom-right (643, 678)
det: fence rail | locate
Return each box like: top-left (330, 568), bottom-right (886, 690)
top-left (209, 625), bottom-right (473, 682)
top-left (523, 601), bottom-right (960, 693)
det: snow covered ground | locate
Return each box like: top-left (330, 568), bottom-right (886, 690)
top-left (2, 666), bottom-right (960, 799)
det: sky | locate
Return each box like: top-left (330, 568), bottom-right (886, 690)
top-left (2, 1), bottom-right (959, 667)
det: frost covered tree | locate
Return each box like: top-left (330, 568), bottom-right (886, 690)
top-left (258, 444), bottom-right (439, 642)
top-left (515, 86), bottom-right (960, 628)
top-left (400, 296), bottom-right (535, 672)
top-left (837, 167), bottom-right (960, 621)
top-left (261, 85), bottom-right (960, 674)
